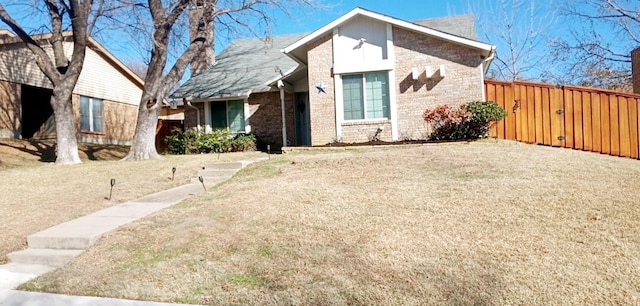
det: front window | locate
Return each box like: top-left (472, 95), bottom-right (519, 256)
top-left (342, 71), bottom-right (390, 120)
top-left (210, 100), bottom-right (245, 133)
top-left (80, 96), bottom-right (103, 132)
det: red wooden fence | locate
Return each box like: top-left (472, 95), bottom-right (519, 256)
top-left (485, 79), bottom-right (640, 159)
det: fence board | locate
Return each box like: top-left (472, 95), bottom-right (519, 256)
top-left (486, 83), bottom-right (498, 138)
top-left (573, 90), bottom-right (584, 150)
top-left (564, 88), bottom-right (575, 149)
top-left (505, 83), bottom-right (516, 140)
top-left (551, 87), bottom-right (564, 147)
top-left (513, 84), bottom-right (529, 141)
top-left (496, 83), bottom-right (506, 139)
top-left (591, 93), bottom-right (601, 153)
top-left (619, 97), bottom-right (631, 157)
top-left (600, 93), bottom-right (611, 155)
top-left (582, 91), bottom-right (593, 151)
top-left (542, 87), bottom-right (551, 145)
top-left (534, 86), bottom-right (543, 143)
top-left (629, 98), bottom-right (639, 159)
top-left (527, 86), bottom-right (536, 143)
top-left (610, 96), bottom-right (620, 156)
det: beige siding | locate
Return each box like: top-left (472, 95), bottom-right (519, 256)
top-left (0, 79), bottom-right (21, 137)
top-left (74, 46), bottom-right (142, 105)
top-left (0, 43), bottom-right (53, 89)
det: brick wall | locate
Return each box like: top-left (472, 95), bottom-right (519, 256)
top-left (632, 47), bottom-right (640, 94)
top-left (306, 33), bottom-right (337, 145)
top-left (248, 91), bottom-right (294, 147)
top-left (340, 120), bottom-right (392, 143)
top-left (184, 102), bottom-right (205, 131)
top-left (0, 79), bottom-right (20, 138)
top-left (393, 27), bottom-right (484, 140)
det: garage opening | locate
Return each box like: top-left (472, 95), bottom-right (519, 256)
top-left (21, 85), bottom-right (53, 139)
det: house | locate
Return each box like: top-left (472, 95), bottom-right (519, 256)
top-left (0, 30), bottom-right (143, 145)
top-left (173, 7), bottom-right (496, 147)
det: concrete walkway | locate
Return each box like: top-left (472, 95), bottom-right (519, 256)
top-left (0, 156), bottom-right (268, 305)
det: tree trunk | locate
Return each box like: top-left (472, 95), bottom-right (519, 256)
top-left (123, 102), bottom-right (161, 160)
top-left (51, 87), bottom-right (81, 165)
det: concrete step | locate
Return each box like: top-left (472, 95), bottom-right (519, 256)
top-left (204, 162), bottom-right (243, 170)
top-left (27, 216), bottom-right (134, 250)
top-left (197, 169), bottom-right (238, 178)
top-left (7, 249), bottom-right (83, 267)
top-left (0, 263), bottom-right (56, 290)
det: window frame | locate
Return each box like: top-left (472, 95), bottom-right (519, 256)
top-left (341, 71), bottom-right (390, 121)
top-left (79, 96), bottom-right (103, 133)
top-left (209, 99), bottom-right (246, 133)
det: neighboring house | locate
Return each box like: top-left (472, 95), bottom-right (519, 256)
top-left (173, 7), bottom-right (496, 147)
top-left (0, 30), bottom-right (143, 145)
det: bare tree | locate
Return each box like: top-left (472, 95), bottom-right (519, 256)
top-left (120, 0), bottom-right (316, 160)
top-left (549, 0), bottom-right (639, 89)
top-left (0, 1), bottom-right (103, 164)
top-left (472, 0), bottom-right (557, 81)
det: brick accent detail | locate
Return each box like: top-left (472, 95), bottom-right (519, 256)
top-left (0, 80), bottom-right (21, 138)
top-left (393, 27), bottom-right (484, 140)
top-left (306, 33), bottom-right (337, 145)
top-left (632, 47), bottom-right (640, 94)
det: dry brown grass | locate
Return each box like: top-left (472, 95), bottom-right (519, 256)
top-left (21, 140), bottom-right (640, 305)
top-left (0, 138), bottom-right (264, 264)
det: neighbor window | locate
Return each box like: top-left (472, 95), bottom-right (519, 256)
top-left (342, 71), bottom-right (390, 120)
top-left (210, 100), bottom-right (245, 133)
top-left (80, 96), bottom-right (103, 132)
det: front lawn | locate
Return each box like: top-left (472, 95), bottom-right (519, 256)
top-left (21, 140), bottom-right (640, 305)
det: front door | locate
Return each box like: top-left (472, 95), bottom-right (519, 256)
top-left (294, 92), bottom-right (310, 146)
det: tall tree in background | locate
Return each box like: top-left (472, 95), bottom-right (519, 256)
top-left (549, 0), bottom-right (639, 90)
top-left (120, 0), bottom-right (315, 160)
top-left (0, 1), bottom-right (101, 164)
top-left (473, 0), bottom-right (556, 81)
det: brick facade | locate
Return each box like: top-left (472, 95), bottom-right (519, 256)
top-left (392, 27), bottom-right (484, 140)
top-left (306, 33), bottom-right (337, 145)
top-left (183, 91), bottom-right (295, 148)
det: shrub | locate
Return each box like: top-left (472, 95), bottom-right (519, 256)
top-left (164, 128), bottom-right (256, 154)
top-left (423, 101), bottom-right (507, 140)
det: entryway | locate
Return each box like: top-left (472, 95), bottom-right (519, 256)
top-left (294, 92), bottom-right (310, 146)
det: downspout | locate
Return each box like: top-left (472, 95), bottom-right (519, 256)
top-left (278, 80), bottom-right (287, 147)
top-left (483, 46), bottom-right (497, 74)
top-left (183, 97), bottom-right (200, 132)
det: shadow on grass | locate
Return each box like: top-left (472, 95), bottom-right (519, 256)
top-left (0, 139), bottom-right (129, 164)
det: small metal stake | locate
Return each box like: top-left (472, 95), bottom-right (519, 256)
top-left (171, 167), bottom-right (176, 181)
top-left (108, 178), bottom-right (116, 200)
top-left (198, 175), bottom-right (206, 191)
top-left (267, 145), bottom-right (271, 159)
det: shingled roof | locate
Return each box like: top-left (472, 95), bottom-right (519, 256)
top-left (172, 33), bottom-right (308, 100)
top-left (413, 14), bottom-right (478, 41)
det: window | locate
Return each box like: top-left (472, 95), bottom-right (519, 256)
top-left (342, 71), bottom-right (390, 120)
top-left (80, 96), bottom-right (103, 132)
top-left (210, 100), bottom-right (245, 133)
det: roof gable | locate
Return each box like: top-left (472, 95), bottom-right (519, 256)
top-left (283, 7), bottom-right (494, 62)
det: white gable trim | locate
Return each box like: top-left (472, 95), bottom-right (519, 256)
top-left (282, 7), bottom-right (495, 57)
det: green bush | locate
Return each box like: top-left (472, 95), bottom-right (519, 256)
top-left (464, 101), bottom-right (508, 124)
top-left (164, 128), bottom-right (256, 154)
top-left (423, 101), bottom-right (507, 140)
